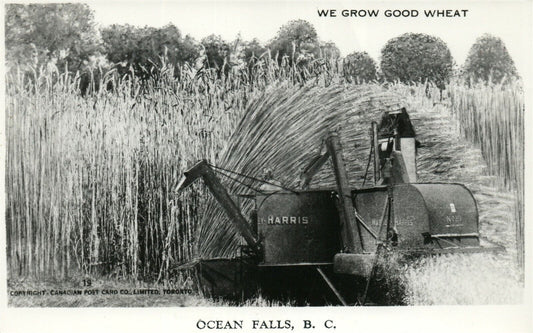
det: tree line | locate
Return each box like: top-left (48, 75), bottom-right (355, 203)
top-left (5, 3), bottom-right (518, 90)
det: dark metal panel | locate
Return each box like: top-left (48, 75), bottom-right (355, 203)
top-left (355, 185), bottom-right (429, 250)
top-left (410, 183), bottom-right (479, 237)
top-left (256, 191), bottom-right (341, 265)
top-left (354, 183), bottom-right (480, 251)
top-left (392, 184), bottom-right (431, 249)
top-left (353, 188), bottom-right (388, 253)
top-left (189, 258), bottom-right (257, 299)
top-left (333, 253), bottom-right (374, 277)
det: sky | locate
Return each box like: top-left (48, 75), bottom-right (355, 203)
top-left (88, 1), bottom-right (532, 76)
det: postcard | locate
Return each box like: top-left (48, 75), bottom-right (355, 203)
top-left (1, 1), bottom-right (531, 332)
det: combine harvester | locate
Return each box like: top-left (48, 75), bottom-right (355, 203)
top-left (177, 108), bottom-right (502, 305)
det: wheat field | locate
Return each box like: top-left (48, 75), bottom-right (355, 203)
top-left (5, 59), bottom-right (524, 305)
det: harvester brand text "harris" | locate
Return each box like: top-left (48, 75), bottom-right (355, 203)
top-left (260, 216), bottom-right (309, 225)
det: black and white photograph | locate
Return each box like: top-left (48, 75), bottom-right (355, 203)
top-left (1, 0), bottom-right (531, 332)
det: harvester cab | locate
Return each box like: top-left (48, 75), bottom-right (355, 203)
top-left (177, 108), bottom-right (502, 305)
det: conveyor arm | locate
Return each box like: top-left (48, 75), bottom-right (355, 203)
top-left (177, 160), bottom-right (261, 254)
top-left (326, 132), bottom-right (364, 253)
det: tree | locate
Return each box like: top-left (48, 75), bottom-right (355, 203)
top-left (180, 35), bottom-right (200, 66)
top-left (100, 24), bottom-right (136, 70)
top-left (101, 23), bottom-right (199, 79)
top-left (5, 3), bottom-right (103, 72)
top-left (318, 41), bottom-right (341, 59)
top-left (343, 52), bottom-right (377, 83)
top-left (200, 34), bottom-right (231, 71)
top-left (380, 33), bottom-right (453, 90)
top-left (463, 34), bottom-right (518, 84)
top-left (267, 20), bottom-right (320, 65)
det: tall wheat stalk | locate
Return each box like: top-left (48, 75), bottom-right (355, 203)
top-left (5, 56), bottom-right (342, 279)
top-left (449, 81), bottom-right (524, 273)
